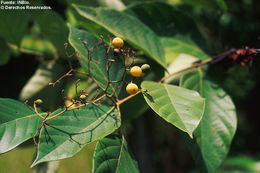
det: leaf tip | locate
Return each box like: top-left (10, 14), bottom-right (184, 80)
top-left (188, 132), bottom-right (193, 139)
top-left (30, 161), bottom-right (37, 168)
top-left (31, 154), bottom-right (41, 168)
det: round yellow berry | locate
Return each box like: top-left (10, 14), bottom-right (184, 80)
top-left (112, 37), bottom-right (124, 48)
top-left (126, 83), bottom-right (139, 95)
top-left (130, 66), bottom-right (142, 77)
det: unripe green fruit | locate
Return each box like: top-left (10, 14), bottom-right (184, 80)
top-left (80, 94), bottom-right (87, 100)
top-left (130, 66), bottom-right (142, 77)
top-left (141, 64), bottom-right (150, 71)
top-left (126, 83), bottom-right (139, 95)
top-left (112, 37), bottom-right (124, 48)
top-left (35, 99), bottom-right (43, 105)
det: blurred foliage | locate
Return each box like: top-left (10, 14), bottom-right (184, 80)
top-left (0, 142), bottom-right (96, 173)
top-left (217, 155), bottom-right (260, 173)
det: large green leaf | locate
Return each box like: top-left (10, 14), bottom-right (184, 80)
top-left (0, 98), bottom-right (44, 153)
top-left (125, 2), bottom-right (199, 37)
top-left (161, 35), bottom-right (210, 63)
top-left (67, 6), bottom-right (113, 42)
top-left (32, 104), bottom-right (121, 167)
top-left (93, 134), bottom-right (139, 173)
top-left (141, 81), bottom-right (205, 137)
top-left (67, 0), bottom-right (126, 10)
top-left (0, 10), bottom-right (29, 46)
top-left (125, 2), bottom-right (209, 63)
top-left (72, 4), bottom-right (166, 68)
top-left (180, 69), bottom-right (237, 172)
top-left (68, 25), bottom-right (125, 96)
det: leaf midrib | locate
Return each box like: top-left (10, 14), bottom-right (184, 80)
top-left (0, 113), bottom-right (45, 126)
top-left (34, 106), bottom-right (116, 164)
top-left (163, 84), bottom-right (188, 133)
top-left (115, 136), bottom-right (124, 173)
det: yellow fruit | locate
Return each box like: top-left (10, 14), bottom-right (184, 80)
top-left (130, 66), bottom-right (142, 77)
top-left (112, 37), bottom-right (124, 48)
top-left (126, 83), bottom-right (139, 95)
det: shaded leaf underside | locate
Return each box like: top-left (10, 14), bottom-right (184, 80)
top-left (180, 69), bottom-right (237, 172)
top-left (93, 134), bottom-right (139, 173)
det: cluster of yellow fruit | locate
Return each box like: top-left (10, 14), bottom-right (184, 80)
top-left (112, 37), bottom-right (150, 95)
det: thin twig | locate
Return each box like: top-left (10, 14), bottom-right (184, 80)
top-left (159, 58), bottom-right (212, 83)
top-left (49, 69), bottom-right (73, 87)
top-left (33, 103), bottom-right (45, 119)
top-left (116, 90), bottom-right (142, 105)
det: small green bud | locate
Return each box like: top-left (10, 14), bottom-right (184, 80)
top-left (80, 94), bottom-right (87, 100)
top-left (141, 64), bottom-right (150, 71)
top-left (35, 99), bottom-right (43, 105)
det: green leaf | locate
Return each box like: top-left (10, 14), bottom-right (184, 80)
top-left (31, 10), bottom-right (69, 57)
top-left (32, 104), bottom-right (121, 167)
top-left (19, 62), bottom-right (66, 110)
top-left (0, 38), bottom-right (10, 66)
top-left (0, 10), bottom-right (29, 46)
top-left (93, 134), bottom-right (139, 173)
top-left (72, 4), bottom-right (166, 69)
top-left (0, 98), bottom-right (43, 153)
top-left (125, 2), bottom-right (199, 37)
top-left (165, 54), bottom-right (200, 83)
top-left (217, 155), bottom-right (260, 173)
top-left (180, 69), bottom-right (237, 172)
top-left (161, 35), bottom-right (210, 63)
top-left (67, 6), bottom-right (113, 42)
top-left (125, 2), bottom-right (209, 63)
top-left (67, 0), bottom-right (126, 10)
top-left (68, 25), bottom-right (125, 96)
top-left (141, 81), bottom-right (205, 137)
top-left (96, 0), bottom-right (126, 10)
